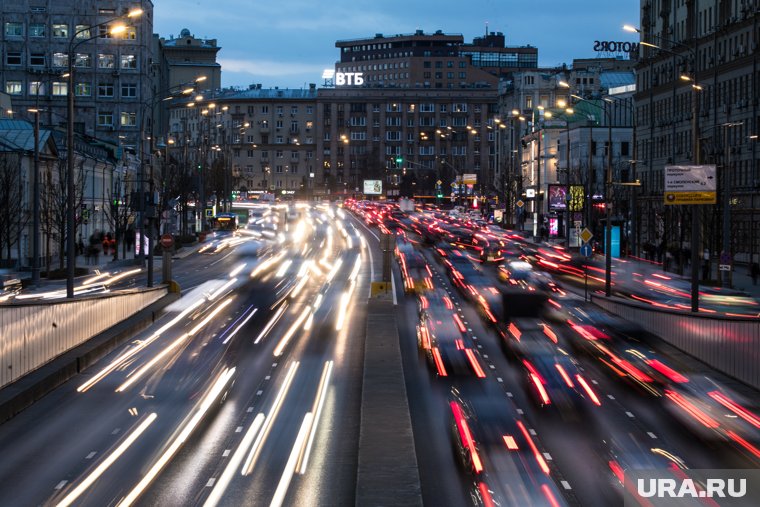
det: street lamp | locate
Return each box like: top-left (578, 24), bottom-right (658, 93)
top-left (626, 23), bottom-right (703, 312)
top-left (66, 8), bottom-right (142, 298)
top-left (28, 108), bottom-right (41, 287)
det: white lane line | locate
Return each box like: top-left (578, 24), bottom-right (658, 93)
top-left (647, 432), bottom-right (658, 439)
top-left (529, 428), bottom-right (537, 436)
top-left (265, 376), bottom-right (271, 380)
top-left (272, 363), bottom-right (278, 367)
top-left (111, 428), bottom-right (121, 435)
top-left (625, 411), bottom-right (635, 418)
top-left (561, 481), bottom-right (572, 490)
top-left (257, 391), bottom-right (263, 396)
top-left (236, 426), bottom-right (243, 433)
top-left (391, 272), bottom-right (398, 306)
top-left (55, 481), bottom-right (68, 490)
top-left (247, 407), bottom-right (254, 412)
top-left (206, 478), bottom-right (216, 488)
top-left (467, 328), bottom-right (472, 332)
top-left (507, 392), bottom-right (513, 397)
top-left (489, 365), bottom-right (495, 369)
top-left (516, 409), bottom-right (524, 415)
top-left (222, 450), bottom-right (231, 457)
top-left (483, 354), bottom-right (489, 359)
top-left (85, 452), bottom-right (97, 460)
top-left (543, 452), bottom-right (553, 461)
top-left (607, 395), bottom-right (616, 400)
top-left (497, 377), bottom-right (503, 383)
top-left (591, 379), bottom-right (599, 385)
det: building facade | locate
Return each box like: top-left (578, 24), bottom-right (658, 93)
top-left (0, 0), bottom-right (156, 146)
top-left (634, 0), bottom-right (760, 266)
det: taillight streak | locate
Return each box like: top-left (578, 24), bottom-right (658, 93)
top-left (450, 401), bottom-right (483, 474)
top-left (517, 420), bottom-right (550, 475)
top-left (464, 349), bottom-right (486, 378)
top-left (708, 391), bottom-right (760, 428)
top-left (576, 374), bottom-right (601, 406)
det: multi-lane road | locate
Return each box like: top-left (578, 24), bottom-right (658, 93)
top-left (0, 202), bottom-right (758, 506)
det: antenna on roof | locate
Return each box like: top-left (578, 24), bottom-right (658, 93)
top-left (485, 22), bottom-right (488, 37)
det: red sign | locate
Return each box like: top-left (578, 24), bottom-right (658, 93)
top-left (160, 234), bottom-right (174, 249)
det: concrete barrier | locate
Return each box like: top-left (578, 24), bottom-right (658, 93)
top-left (0, 290), bottom-right (177, 423)
top-left (356, 297), bottom-right (422, 506)
top-left (591, 295), bottom-right (760, 389)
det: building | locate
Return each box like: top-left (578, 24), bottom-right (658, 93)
top-left (333, 29), bottom-right (538, 90)
top-left (158, 28), bottom-right (221, 92)
top-left (0, 0), bottom-right (156, 146)
top-left (633, 0), bottom-right (760, 268)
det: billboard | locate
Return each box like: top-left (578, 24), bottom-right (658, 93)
top-left (548, 185), bottom-right (567, 211)
top-left (363, 180), bottom-right (383, 195)
top-left (569, 185), bottom-right (585, 212)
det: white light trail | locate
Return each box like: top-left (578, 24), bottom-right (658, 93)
top-left (269, 413), bottom-right (313, 507)
top-left (273, 307), bottom-right (311, 357)
top-left (254, 303), bottom-right (288, 344)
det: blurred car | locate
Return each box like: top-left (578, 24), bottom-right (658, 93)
top-left (448, 386), bottom-right (568, 506)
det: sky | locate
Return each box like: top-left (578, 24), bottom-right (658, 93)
top-left (153, 0), bottom-right (640, 90)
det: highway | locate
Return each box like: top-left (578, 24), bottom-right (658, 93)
top-left (0, 202), bottom-right (758, 506)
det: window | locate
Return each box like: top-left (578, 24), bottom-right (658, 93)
top-left (524, 75), bottom-right (535, 85)
top-left (124, 26), bottom-right (136, 40)
top-left (29, 82), bottom-right (44, 96)
top-left (30, 53), bottom-right (45, 66)
top-left (74, 53), bottom-right (91, 68)
top-left (75, 82), bottom-right (92, 96)
top-left (276, 106), bottom-right (283, 115)
top-left (247, 150), bottom-right (255, 157)
top-left (121, 82), bottom-right (137, 98)
top-left (621, 141), bottom-right (630, 157)
top-left (261, 106), bottom-right (269, 113)
top-left (75, 25), bottom-right (90, 39)
top-left (52, 82), bottom-right (68, 96)
top-left (526, 96), bottom-right (533, 109)
top-left (5, 22), bottom-right (23, 36)
top-left (99, 24), bottom-right (114, 38)
top-left (276, 150), bottom-right (284, 158)
top-left (52, 24), bottom-right (68, 38)
top-left (291, 106), bottom-right (298, 115)
top-left (261, 150), bottom-right (269, 159)
top-left (291, 151), bottom-right (299, 160)
top-left (276, 165), bottom-right (283, 173)
top-left (276, 136), bottom-right (284, 144)
top-left (6, 52), bottom-right (22, 65)
top-left (276, 120), bottom-right (283, 129)
top-left (120, 54), bottom-right (137, 69)
top-left (98, 82), bottom-right (114, 97)
top-left (5, 81), bottom-right (22, 95)
top-left (120, 112), bottom-right (137, 127)
top-left (98, 54), bottom-right (115, 68)
top-left (29, 23), bottom-right (46, 37)
top-left (52, 52), bottom-right (68, 67)
top-left (306, 106), bottom-right (313, 114)
top-left (98, 112), bottom-right (113, 126)
top-left (386, 131), bottom-right (401, 141)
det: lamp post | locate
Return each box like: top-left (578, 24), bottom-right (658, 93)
top-left (625, 24), bottom-right (704, 312)
top-left (65, 9), bottom-right (142, 298)
top-left (29, 108), bottom-right (41, 287)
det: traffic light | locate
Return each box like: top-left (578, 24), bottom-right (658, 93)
top-left (395, 156), bottom-right (403, 165)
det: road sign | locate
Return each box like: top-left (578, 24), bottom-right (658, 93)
top-left (720, 251), bottom-right (731, 264)
top-left (160, 233), bottom-right (174, 249)
top-left (580, 243), bottom-right (592, 257)
top-left (436, 180), bottom-right (442, 186)
top-left (719, 264), bottom-right (731, 271)
top-left (516, 199), bottom-right (524, 208)
top-left (580, 227), bottom-right (593, 244)
top-left (664, 165), bottom-right (716, 205)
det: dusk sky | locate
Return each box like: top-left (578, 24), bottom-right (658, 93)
top-left (153, 0), bottom-right (640, 90)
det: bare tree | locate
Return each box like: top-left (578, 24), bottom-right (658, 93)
top-left (0, 153), bottom-right (28, 263)
top-left (40, 157), bottom-right (85, 270)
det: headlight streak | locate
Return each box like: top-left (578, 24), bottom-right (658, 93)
top-left (229, 262), bottom-right (247, 278)
top-left (273, 307), bottom-right (311, 357)
top-left (222, 306), bottom-right (258, 345)
top-left (335, 281), bottom-right (356, 331)
top-left (349, 254), bottom-right (362, 282)
top-left (290, 274), bottom-right (310, 299)
top-left (250, 251), bottom-right (286, 278)
top-left (269, 413), bottom-right (314, 507)
top-left (115, 298), bottom-right (234, 393)
top-left (208, 278), bottom-right (237, 300)
top-left (254, 303), bottom-right (288, 345)
top-left (118, 367), bottom-right (236, 507)
top-left (203, 414), bottom-right (266, 507)
top-left (81, 272), bottom-right (111, 286)
top-left (77, 297), bottom-right (206, 393)
top-left (325, 258), bottom-right (343, 283)
top-left (55, 413), bottom-right (158, 507)
top-left (242, 361), bottom-right (300, 475)
top-left (101, 268), bottom-right (142, 286)
top-left (275, 259), bottom-right (293, 278)
top-left (296, 360), bottom-right (333, 474)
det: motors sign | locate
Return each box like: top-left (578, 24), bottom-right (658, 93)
top-left (593, 40), bottom-right (639, 54)
top-left (664, 165), bottom-right (716, 205)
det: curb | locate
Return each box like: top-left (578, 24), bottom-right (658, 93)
top-left (0, 291), bottom-right (179, 424)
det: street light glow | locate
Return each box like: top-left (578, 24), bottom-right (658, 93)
top-left (127, 8), bottom-right (144, 17)
top-left (623, 24), bottom-right (640, 32)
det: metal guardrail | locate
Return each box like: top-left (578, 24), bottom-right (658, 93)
top-left (0, 288), bottom-right (166, 389)
top-left (592, 295), bottom-right (760, 390)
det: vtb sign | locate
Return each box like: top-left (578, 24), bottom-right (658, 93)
top-left (322, 69), bottom-right (364, 86)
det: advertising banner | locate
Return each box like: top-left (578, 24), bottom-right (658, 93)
top-left (363, 180), bottom-right (383, 195)
top-left (664, 165), bottom-right (716, 205)
top-left (548, 185), bottom-right (567, 211)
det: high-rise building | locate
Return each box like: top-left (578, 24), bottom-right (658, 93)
top-left (633, 0), bottom-right (760, 268)
top-left (0, 0), bottom-right (155, 145)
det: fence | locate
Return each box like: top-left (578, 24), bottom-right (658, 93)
top-left (0, 288), bottom-right (166, 389)
top-left (592, 296), bottom-right (760, 390)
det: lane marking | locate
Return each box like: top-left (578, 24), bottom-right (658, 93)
top-left (483, 354), bottom-right (489, 359)
top-left (543, 452), bottom-right (553, 461)
top-left (516, 409), bottom-right (524, 414)
top-left (265, 376), bottom-right (271, 380)
top-left (111, 428), bottom-right (121, 435)
top-left (507, 392), bottom-right (513, 397)
top-left (591, 379), bottom-right (599, 385)
top-left (625, 411), bottom-right (635, 418)
top-left (272, 363), bottom-right (278, 367)
top-left (647, 432), bottom-right (658, 439)
top-left (206, 478), bottom-right (216, 488)
top-left (529, 428), bottom-right (537, 436)
top-left (489, 365), bottom-right (495, 369)
top-left (497, 377), bottom-right (503, 383)
top-left (607, 395), bottom-right (615, 400)
top-left (247, 407), bottom-right (254, 412)
top-left (235, 426), bottom-right (243, 433)
top-left (257, 391), bottom-right (263, 396)
top-left (222, 450), bottom-right (231, 457)
top-left (55, 481), bottom-right (68, 490)
top-left (85, 452), bottom-right (96, 460)
top-left (561, 481), bottom-right (572, 490)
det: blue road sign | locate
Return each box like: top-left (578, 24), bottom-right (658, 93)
top-left (580, 243), bottom-right (592, 257)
